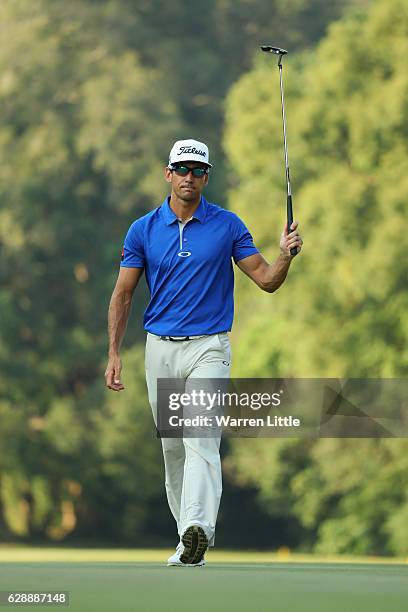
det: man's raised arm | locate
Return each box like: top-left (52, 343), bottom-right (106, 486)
top-left (237, 221), bottom-right (303, 293)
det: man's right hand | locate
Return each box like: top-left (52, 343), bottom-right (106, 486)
top-left (105, 355), bottom-right (125, 391)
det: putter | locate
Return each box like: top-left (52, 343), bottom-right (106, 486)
top-left (261, 45), bottom-right (297, 257)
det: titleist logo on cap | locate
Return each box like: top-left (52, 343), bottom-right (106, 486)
top-left (168, 139), bottom-right (212, 167)
top-left (177, 146), bottom-right (206, 158)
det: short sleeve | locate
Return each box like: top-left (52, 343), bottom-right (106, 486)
top-left (232, 215), bottom-right (259, 263)
top-left (120, 220), bottom-right (145, 268)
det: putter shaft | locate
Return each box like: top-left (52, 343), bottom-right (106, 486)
top-left (261, 45), bottom-right (297, 256)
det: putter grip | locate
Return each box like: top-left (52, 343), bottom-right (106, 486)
top-left (287, 194), bottom-right (298, 257)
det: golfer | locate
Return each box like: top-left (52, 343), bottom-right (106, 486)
top-left (105, 139), bottom-right (302, 566)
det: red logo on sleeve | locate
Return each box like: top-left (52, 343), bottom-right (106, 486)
top-left (121, 246), bottom-right (124, 261)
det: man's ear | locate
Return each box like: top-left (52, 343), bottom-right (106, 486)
top-left (164, 167), bottom-right (172, 183)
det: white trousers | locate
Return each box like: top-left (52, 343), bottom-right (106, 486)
top-left (145, 332), bottom-right (231, 546)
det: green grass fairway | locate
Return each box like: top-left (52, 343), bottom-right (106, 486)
top-left (0, 549), bottom-right (406, 612)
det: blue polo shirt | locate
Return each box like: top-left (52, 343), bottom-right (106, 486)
top-left (120, 196), bottom-right (259, 336)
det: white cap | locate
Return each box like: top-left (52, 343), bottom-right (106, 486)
top-left (168, 139), bottom-right (212, 168)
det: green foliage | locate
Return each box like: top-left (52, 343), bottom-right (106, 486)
top-left (226, 436), bottom-right (408, 555)
top-left (0, 0), bottom-right (356, 410)
top-left (0, 345), bottom-right (164, 542)
top-left (0, 0), bottom-right (182, 414)
top-left (224, 0), bottom-right (408, 555)
top-left (3, 0), bottom-right (405, 556)
top-left (226, 0), bottom-right (408, 378)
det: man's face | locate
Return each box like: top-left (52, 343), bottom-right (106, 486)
top-left (165, 161), bottom-right (209, 202)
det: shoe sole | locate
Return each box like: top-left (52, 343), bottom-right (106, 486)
top-left (167, 561), bottom-right (205, 567)
top-left (180, 526), bottom-right (208, 565)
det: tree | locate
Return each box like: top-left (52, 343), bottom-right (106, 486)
top-left (0, 0), bottom-right (381, 545)
top-left (0, 0), bottom-right (180, 539)
top-left (224, 0), bottom-right (408, 554)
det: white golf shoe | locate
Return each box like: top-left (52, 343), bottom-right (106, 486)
top-left (167, 540), bottom-right (206, 567)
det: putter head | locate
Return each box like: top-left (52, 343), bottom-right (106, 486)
top-left (260, 45), bottom-right (288, 55)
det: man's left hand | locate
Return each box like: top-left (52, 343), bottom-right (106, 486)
top-left (280, 221), bottom-right (303, 259)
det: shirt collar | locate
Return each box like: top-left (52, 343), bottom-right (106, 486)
top-left (162, 196), bottom-right (208, 226)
